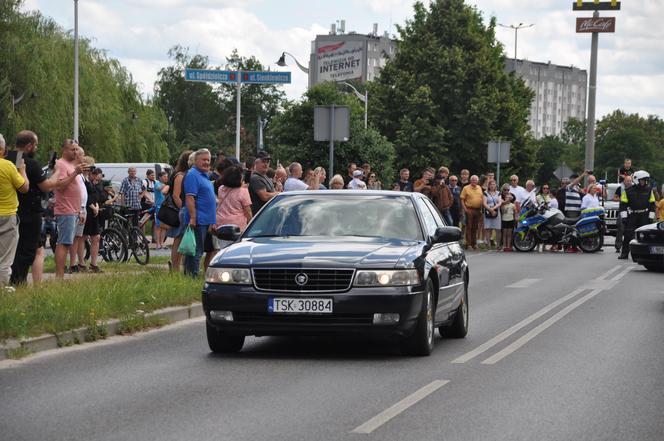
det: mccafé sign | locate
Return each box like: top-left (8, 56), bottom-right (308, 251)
top-left (576, 17), bottom-right (616, 33)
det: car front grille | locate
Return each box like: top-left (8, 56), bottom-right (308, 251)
top-left (605, 209), bottom-right (617, 220)
top-left (233, 312), bottom-right (373, 325)
top-left (252, 268), bottom-right (355, 292)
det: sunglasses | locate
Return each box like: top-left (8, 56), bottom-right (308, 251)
top-left (542, 187), bottom-right (549, 190)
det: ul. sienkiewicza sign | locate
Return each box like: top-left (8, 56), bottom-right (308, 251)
top-left (576, 17), bottom-right (616, 33)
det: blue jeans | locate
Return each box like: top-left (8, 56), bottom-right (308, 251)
top-left (184, 224), bottom-right (209, 277)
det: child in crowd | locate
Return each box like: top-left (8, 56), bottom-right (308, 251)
top-left (500, 190), bottom-right (515, 252)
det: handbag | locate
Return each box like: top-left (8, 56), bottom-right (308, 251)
top-left (483, 192), bottom-right (499, 218)
top-left (178, 226), bottom-right (197, 256)
top-left (157, 194), bottom-right (180, 228)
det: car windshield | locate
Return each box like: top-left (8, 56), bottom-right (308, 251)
top-left (244, 194), bottom-right (423, 241)
top-left (606, 185), bottom-right (618, 201)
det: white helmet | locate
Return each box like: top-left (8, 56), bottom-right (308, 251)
top-left (632, 170), bottom-right (650, 183)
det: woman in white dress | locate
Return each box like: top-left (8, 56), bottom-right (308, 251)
top-left (483, 180), bottom-right (502, 250)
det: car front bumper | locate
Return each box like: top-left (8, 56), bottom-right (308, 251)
top-left (202, 283), bottom-right (426, 338)
top-left (629, 241), bottom-right (664, 266)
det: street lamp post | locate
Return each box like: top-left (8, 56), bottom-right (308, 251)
top-left (342, 82), bottom-right (368, 130)
top-left (498, 22), bottom-right (534, 61)
top-left (73, 0), bottom-right (79, 142)
top-left (276, 52), bottom-right (309, 74)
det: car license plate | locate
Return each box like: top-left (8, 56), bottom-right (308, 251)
top-left (268, 297), bottom-right (333, 314)
top-left (650, 246), bottom-right (664, 255)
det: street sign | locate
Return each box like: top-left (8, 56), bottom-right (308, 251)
top-left (314, 106), bottom-right (350, 142)
top-left (185, 69), bottom-right (291, 84)
top-left (572, 1), bottom-right (620, 11)
top-left (184, 69), bottom-right (236, 83)
top-left (241, 71), bottom-right (291, 84)
top-left (487, 141), bottom-right (510, 163)
top-left (576, 17), bottom-right (616, 33)
top-left (554, 163), bottom-right (574, 181)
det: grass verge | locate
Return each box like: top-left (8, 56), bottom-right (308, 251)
top-left (0, 270), bottom-right (203, 341)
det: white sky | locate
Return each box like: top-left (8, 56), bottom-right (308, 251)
top-left (21, 0), bottom-right (664, 119)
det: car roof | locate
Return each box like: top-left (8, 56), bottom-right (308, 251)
top-left (277, 190), bottom-right (425, 199)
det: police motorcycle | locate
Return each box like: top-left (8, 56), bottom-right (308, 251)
top-left (512, 189), bottom-right (604, 253)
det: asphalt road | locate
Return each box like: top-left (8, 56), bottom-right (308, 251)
top-left (2, 245), bottom-right (663, 441)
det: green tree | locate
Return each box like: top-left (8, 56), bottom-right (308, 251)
top-left (0, 1), bottom-right (168, 163)
top-left (270, 82), bottom-right (395, 181)
top-left (371, 0), bottom-right (533, 176)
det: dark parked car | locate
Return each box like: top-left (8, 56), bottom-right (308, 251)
top-left (203, 190), bottom-right (469, 356)
top-left (630, 221), bottom-right (664, 272)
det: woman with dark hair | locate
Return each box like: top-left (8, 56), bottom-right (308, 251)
top-left (166, 150), bottom-right (192, 272)
top-left (203, 165), bottom-right (253, 268)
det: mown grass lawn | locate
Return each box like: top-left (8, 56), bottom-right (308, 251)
top-left (0, 270), bottom-right (204, 341)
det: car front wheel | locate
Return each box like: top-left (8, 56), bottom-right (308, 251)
top-left (206, 321), bottom-right (245, 353)
top-left (441, 278), bottom-right (469, 339)
top-left (401, 279), bottom-right (435, 357)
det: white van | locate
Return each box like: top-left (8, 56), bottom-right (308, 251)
top-left (94, 162), bottom-right (173, 186)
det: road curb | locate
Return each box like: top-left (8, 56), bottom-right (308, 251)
top-left (0, 302), bottom-right (204, 361)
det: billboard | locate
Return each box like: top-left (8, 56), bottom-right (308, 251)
top-left (316, 40), bottom-right (365, 83)
top-left (576, 17), bottom-right (616, 33)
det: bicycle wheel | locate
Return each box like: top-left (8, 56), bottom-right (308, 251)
top-left (129, 227), bottom-right (150, 265)
top-left (100, 227), bottom-right (128, 262)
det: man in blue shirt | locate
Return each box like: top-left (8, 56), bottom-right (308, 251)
top-left (183, 149), bottom-right (216, 277)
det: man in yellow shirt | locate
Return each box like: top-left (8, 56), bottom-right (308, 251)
top-left (0, 134), bottom-right (30, 288)
top-left (460, 175), bottom-right (483, 249)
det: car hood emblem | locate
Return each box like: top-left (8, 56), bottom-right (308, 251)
top-left (295, 273), bottom-right (309, 286)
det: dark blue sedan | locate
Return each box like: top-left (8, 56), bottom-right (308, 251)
top-left (203, 190), bottom-right (469, 356)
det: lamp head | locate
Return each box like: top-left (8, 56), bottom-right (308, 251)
top-left (276, 52), bottom-right (287, 67)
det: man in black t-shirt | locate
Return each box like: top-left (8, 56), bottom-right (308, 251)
top-left (618, 158), bottom-right (633, 183)
top-left (248, 151), bottom-right (279, 215)
top-left (5, 130), bottom-right (59, 285)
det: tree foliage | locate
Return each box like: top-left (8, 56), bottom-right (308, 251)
top-left (370, 0), bottom-right (534, 179)
top-left (0, 1), bottom-right (168, 163)
top-left (270, 82), bottom-right (395, 181)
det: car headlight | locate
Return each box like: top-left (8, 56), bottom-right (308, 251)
top-left (658, 222), bottom-right (664, 231)
top-left (205, 268), bottom-right (252, 285)
top-left (636, 232), bottom-right (644, 242)
top-left (354, 270), bottom-right (420, 287)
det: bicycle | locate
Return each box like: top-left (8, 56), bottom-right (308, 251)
top-left (102, 206), bottom-right (150, 265)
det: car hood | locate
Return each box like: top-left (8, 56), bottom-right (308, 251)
top-left (636, 221), bottom-right (663, 233)
top-left (212, 236), bottom-right (422, 269)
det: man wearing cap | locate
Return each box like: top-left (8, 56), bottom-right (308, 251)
top-left (348, 170), bottom-right (367, 190)
top-left (249, 150), bottom-right (279, 215)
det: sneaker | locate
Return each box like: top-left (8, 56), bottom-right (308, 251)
top-left (89, 265), bottom-right (103, 273)
top-left (503, 247), bottom-right (510, 252)
top-left (77, 264), bottom-right (88, 272)
top-left (69, 265), bottom-right (79, 273)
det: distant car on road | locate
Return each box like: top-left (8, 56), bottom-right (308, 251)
top-left (630, 221), bottom-right (664, 272)
top-left (202, 190), bottom-right (469, 356)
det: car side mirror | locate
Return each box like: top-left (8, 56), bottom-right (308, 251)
top-left (432, 226), bottom-right (462, 244)
top-left (215, 224), bottom-right (241, 241)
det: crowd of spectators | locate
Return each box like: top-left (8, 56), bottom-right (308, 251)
top-left (2, 129), bottom-right (664, 287)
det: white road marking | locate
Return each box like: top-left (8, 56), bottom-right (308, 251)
top-left (481, 288), bottom-right (603, 365)
top-left (505, 278), bottom-right (541, 288)
top-left (597, 264), bottom-right (624, 280)
top-left (610, 265), bottom-right (635, 281)
top-left (481, 264), bottom-right (634, 365)
top-left (351, 380), bottom-right (450, 434)
top-left (451, 288), bottom-right (588, 364)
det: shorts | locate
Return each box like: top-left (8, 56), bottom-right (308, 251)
top-left (165, 208), bottom-right (186, 239)
top-left (56, 215), bottom-right (78, 245)
top-left (501, 220), bottom-right (515, 229)
top-left (203, 229), bottom-right (215, 253)
top-left (75, 214), bottom-right (86, 237)
top-left (83, 213), bottom-right (100, 236)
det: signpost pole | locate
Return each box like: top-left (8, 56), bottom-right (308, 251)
top-left (364, 90), bottom-right (368, 130)
top-left (73, 0), bottom-right (79, 141)
top-left (329, 104), bottom-right (335, 180)
top-left (497, 140), bottom-right (502, 186)
top-left (235, 70), bottom-right (242, 161)
top-left (584, 10), bottom-right (599, 185)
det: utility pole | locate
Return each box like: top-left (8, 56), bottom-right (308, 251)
top-left (573, 0), bottom-right (619, 180)
top-left (73, 0), bottom-right (79, 141)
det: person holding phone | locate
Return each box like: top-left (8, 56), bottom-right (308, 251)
top-left (0, 133), bottom-right (29, 289)
top-left (5, 131), bottom-right (62, 285)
